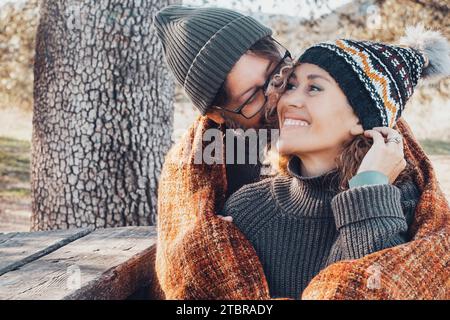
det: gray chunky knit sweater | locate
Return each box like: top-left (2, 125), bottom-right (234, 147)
top-left (221, 156), bottom-right (419, 299)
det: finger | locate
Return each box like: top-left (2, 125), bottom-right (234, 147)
top-left (373, 127), bottom-right (403, 142)
top-left (364, 130), bottom-right (385, 146)
top-left (217, 214), bottom-right (233, 222)
top-left (399, 158), bottom-right (407, 171)
top-left (389, 159), bottom-right (407, 183)
top-left (372, 128), bottom-right (404, 149)
top-left (385, 137), bottom-right (404, 150)
top-left (393, 158), bottom-right (406, 175)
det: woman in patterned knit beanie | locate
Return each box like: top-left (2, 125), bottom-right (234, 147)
top-left (221, 25), bottom-right (450, 299)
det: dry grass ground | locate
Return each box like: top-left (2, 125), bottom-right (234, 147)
top-left (0, 136), bottom-right (31, 232)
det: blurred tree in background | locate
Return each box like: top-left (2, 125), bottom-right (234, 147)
top-left (30, 0), bottom-right (178, 230)
top-left (268, 0), bottom-right (449, 99)
top-left (0, 0), bottom-right (39, 111)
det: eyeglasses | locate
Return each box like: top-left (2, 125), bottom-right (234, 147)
top-left (213, 48), bottom-right (292, 120)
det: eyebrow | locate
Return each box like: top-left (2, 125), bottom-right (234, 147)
top-left (307, 74), bottom-right (332, 83)
top-left (237, 60), bottom-right (275, 100)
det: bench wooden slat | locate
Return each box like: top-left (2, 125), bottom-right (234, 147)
top-left (0, 226), bottom-right (157, 300)
top-left (0, 228), bottom-right (93, 276)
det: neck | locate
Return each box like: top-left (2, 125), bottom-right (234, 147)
top-left (295, 150), bottom-right (339, 177)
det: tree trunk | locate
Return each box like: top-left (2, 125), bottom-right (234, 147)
top-left (31, 0), bottom-right (178, 231)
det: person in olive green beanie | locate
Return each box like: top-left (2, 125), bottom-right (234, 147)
top-left (153, 6), bottom-right (292, 299)
top-left (154, 5), bottom-right (289, 197)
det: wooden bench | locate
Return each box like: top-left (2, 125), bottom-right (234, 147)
top-left (0, 226), bottom-right (164, 299)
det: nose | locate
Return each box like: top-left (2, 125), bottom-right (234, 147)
top-left (278, 90), bottom-right (305, 116)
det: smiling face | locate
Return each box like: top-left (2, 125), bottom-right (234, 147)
top-left (277, 63), bottom-right (363, 160)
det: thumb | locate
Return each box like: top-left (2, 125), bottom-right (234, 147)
top-left (364, 129), bottom-right (384, 146)
top-left (222, 216), bottom-right (233, 222)
top-left (217, 215), bottom-right (233, 222)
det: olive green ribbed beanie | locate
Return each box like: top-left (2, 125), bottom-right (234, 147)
top-left (154, 5), bottom-right (273, 114)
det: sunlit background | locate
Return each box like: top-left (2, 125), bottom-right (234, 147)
top-left (0, 0), bottom-right (449, 232)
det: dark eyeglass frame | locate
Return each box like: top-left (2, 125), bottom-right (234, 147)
top-left (213, 46), bottom-right (292, 120)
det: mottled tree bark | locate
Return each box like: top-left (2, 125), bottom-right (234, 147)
top-left (31, 0), bottom-right (178, 230)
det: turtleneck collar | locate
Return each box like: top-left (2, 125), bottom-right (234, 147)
top-left (287, 156), bottom-right (339, 190)
top-left (271, 156), bottom-right (340, 218)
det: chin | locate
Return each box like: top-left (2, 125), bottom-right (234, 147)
top-left (277, 139), bottom-right (297, 155)
top-left (243, 116), bottom-right (264, 130)
top-left (278, 136), bottom-right (317, 156)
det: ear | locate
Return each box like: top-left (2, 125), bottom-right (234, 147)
top-left (206, 109), bottom-right (225, 124)
top-left (350, 122), bottom-right (364, 136)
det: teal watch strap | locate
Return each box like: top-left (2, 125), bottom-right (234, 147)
top-left (349, 170), bottom-right (389, 188)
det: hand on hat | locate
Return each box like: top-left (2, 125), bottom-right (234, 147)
top-left (358, 127), bottom-right (406, 184)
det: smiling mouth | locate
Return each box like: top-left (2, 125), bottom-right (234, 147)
top-left (283, 118), bottom-right (311, 127)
